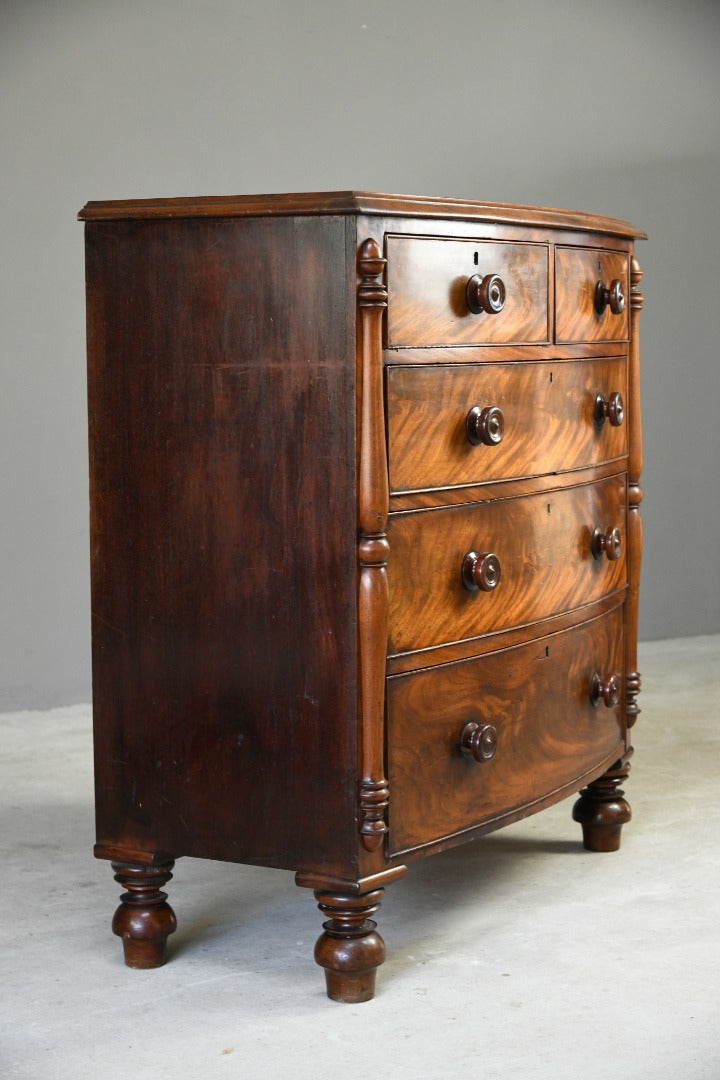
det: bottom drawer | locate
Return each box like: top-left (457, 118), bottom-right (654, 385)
top-left (387, 607), bottom-right (625, 855)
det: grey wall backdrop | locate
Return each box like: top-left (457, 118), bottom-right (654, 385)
top-left (1, 0), bottom-right (719, 709)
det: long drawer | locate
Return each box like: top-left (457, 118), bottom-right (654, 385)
top-left (387, 473), bottom-right (627, 655)
top-left (387, 606), bottom-right (625, 854)
top-left (386, 358), bottom-right (627, 492)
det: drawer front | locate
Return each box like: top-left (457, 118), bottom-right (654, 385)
top-left (387, 358), bottom-right (628, 493)
top-left (555, 247), bottom-right (630, 343)
top-left (387, 607), bottom-right (625, 854)
top-left (387, 474), bottom-right (627, 655)
top-left (387, 237), bottom-right (549, 347)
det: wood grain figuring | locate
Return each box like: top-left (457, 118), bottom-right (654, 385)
top-left (386, 593), bottom-right (626, 676)
top-left (387, 607), bottom-right (625, 854)
top-left (82, 192), bottom-right (644, 1001)
top-left (387, 474), bottom-right (627, 654)
top-left (386, 358), bottom-right (628, 492)
top-left (387, 237), bottom-right (549, 347)
top-left (388, 459), bottom-right (626, 512)
top-left (555, 247), bottom-right (629, 342)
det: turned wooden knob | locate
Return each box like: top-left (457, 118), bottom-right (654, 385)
top-left (594, 278), bottom-right (625, 316)
top-left (466, 273), bottom-right (506, 315)
top-left (590, 672), bottom-right (620, 709)
top-left (466, 405), bottom-right (505, 446)
top-left (460, 721), bottom-right (498, 762)
top-left (591, 526), bottom-right (622, 562)
top-left (594, 391), bottom-right (624, 427)
top-left (462, 551), bottom-right (501, 592)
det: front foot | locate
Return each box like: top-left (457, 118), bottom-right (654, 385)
top-left (573, 757), bottom-right (632, 852)
top-left (111, 860), bottom-right (177, 968)
top-left (314, 889), bottom-right (385, 1003)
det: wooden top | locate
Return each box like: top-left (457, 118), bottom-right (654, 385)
top-left (78, 190), bottom-right (646, 238)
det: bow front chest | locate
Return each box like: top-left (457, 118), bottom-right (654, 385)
top-left (80, 191), bottom-right (646, 1001)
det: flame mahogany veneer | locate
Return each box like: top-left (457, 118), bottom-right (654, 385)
top-left (80, 191), bottom-right (645, 1002)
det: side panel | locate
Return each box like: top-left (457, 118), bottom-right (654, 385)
top-left (85, 215), bottom-right (358, 873)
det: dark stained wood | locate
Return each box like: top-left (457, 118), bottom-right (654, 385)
top-left (86, 214), bottom-right (360, 877)
top-left (387, 474), bottom-right (627, 654)
top-left (79, 191), bottom-right (647, 239)
top-left (357, 239), bottom-right (391, 854)
top-left (387, 237), bottom-right (549, 347)
top-left (313, 889), bottom-right (385, 1003)
top-left (111, 861), bottom-right (177, 968)
top-left (572, 753), bottom-right (633, 851)
top-left (626, 257), bottom-right (645, 727)
top-left (83, 192), bottom-right (644, 1001)
top-left (387, 608), bottom-right (625, 854)
top-left (555, 247), bottom-right (630, 342)
top-left (386, 358), bottom-right (627, 492)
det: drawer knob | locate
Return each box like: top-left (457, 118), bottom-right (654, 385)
top-left (460, 721), bottom-right (498, 763)
top-left (466, 405), bottom-right (505, 446)
top-left (591, 526), bottom-right (622, 562)
top-left (590, 672), bottom-right (620, 709)
top-left (462, 551), bottom-right (501, 592)
top-left (594, 278), bottom-right (625, 316)
top-left (466, 273), bottom-right (506, 315)
top-left (594, 391), bottom-right (624, 428)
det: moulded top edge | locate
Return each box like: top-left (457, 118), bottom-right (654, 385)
top-left (77, 190), bottom-right (646, 239)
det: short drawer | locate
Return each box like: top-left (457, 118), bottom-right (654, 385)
top-left (555, 247), bottom-right (629, 343)
top-left (386, 358), bottom-right (627, 492)
top-left (386, 236), bottom-right (549, 347)
top-left (387, 474), bottom-right (627, 655)
top-left (387, 606), bottom-right (625, 854)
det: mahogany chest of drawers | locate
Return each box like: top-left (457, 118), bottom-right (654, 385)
top-left (80, 191), bottom-right (646, 1001)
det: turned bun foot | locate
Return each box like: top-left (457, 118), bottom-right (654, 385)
top-left (573, 758), bottom-right (632, 852)
top-left (313, 890), bottom-right (385, 1003)
top-left (111, 861), bottom-right (177, 968)
top-left (572, 796), bottom-right (631, 852)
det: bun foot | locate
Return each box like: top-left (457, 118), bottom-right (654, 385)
top-left (573, 798), bottom-right (631, 852)
top-left (573, 758), bottom-right (632, 852)
top-left (313, 890), bottom-right (385, 1002)
top-left (111, 861), bottom-right (177, 968)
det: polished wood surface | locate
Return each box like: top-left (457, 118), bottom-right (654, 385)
top-left (111, 861), bottom-right (176, 968)
top-left (387, 608), bottom-right (625, 854)
top-left (79, 190), bottom-right (647, 238)
top-left (555, 247), bottom-right (630, 342)
top-left (357, 239), bottom-right (391, 854)
top-left (83, 192), bottom-right (644, 1001)
top-left (386, 358), bottom-right (627, 492)
top-left (387, 237), bottom-right (549, 347)
top-left (387, 474), bottom-right (627, 654)
top-left (625, 257), bottom-right (645, 728)
top-left (86, 214), bottom-right (360, 876)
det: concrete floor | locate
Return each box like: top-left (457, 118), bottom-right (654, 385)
top-left (2, 635), bottom-right (719, 1080)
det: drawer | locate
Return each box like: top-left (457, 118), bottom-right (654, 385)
top-left (387, 474), bottom-right (626, 655)
top-left (555, 247), bottom-right (629, 343)
top-left (387, 358), bottom-right (627, 493)
top-left (386, 236), bottom-right (549, 347)
top-left (387, 606), bottom-right (625, 854)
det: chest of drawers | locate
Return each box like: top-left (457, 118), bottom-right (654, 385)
top-left (80, 191), bottom-right (645, 1002)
